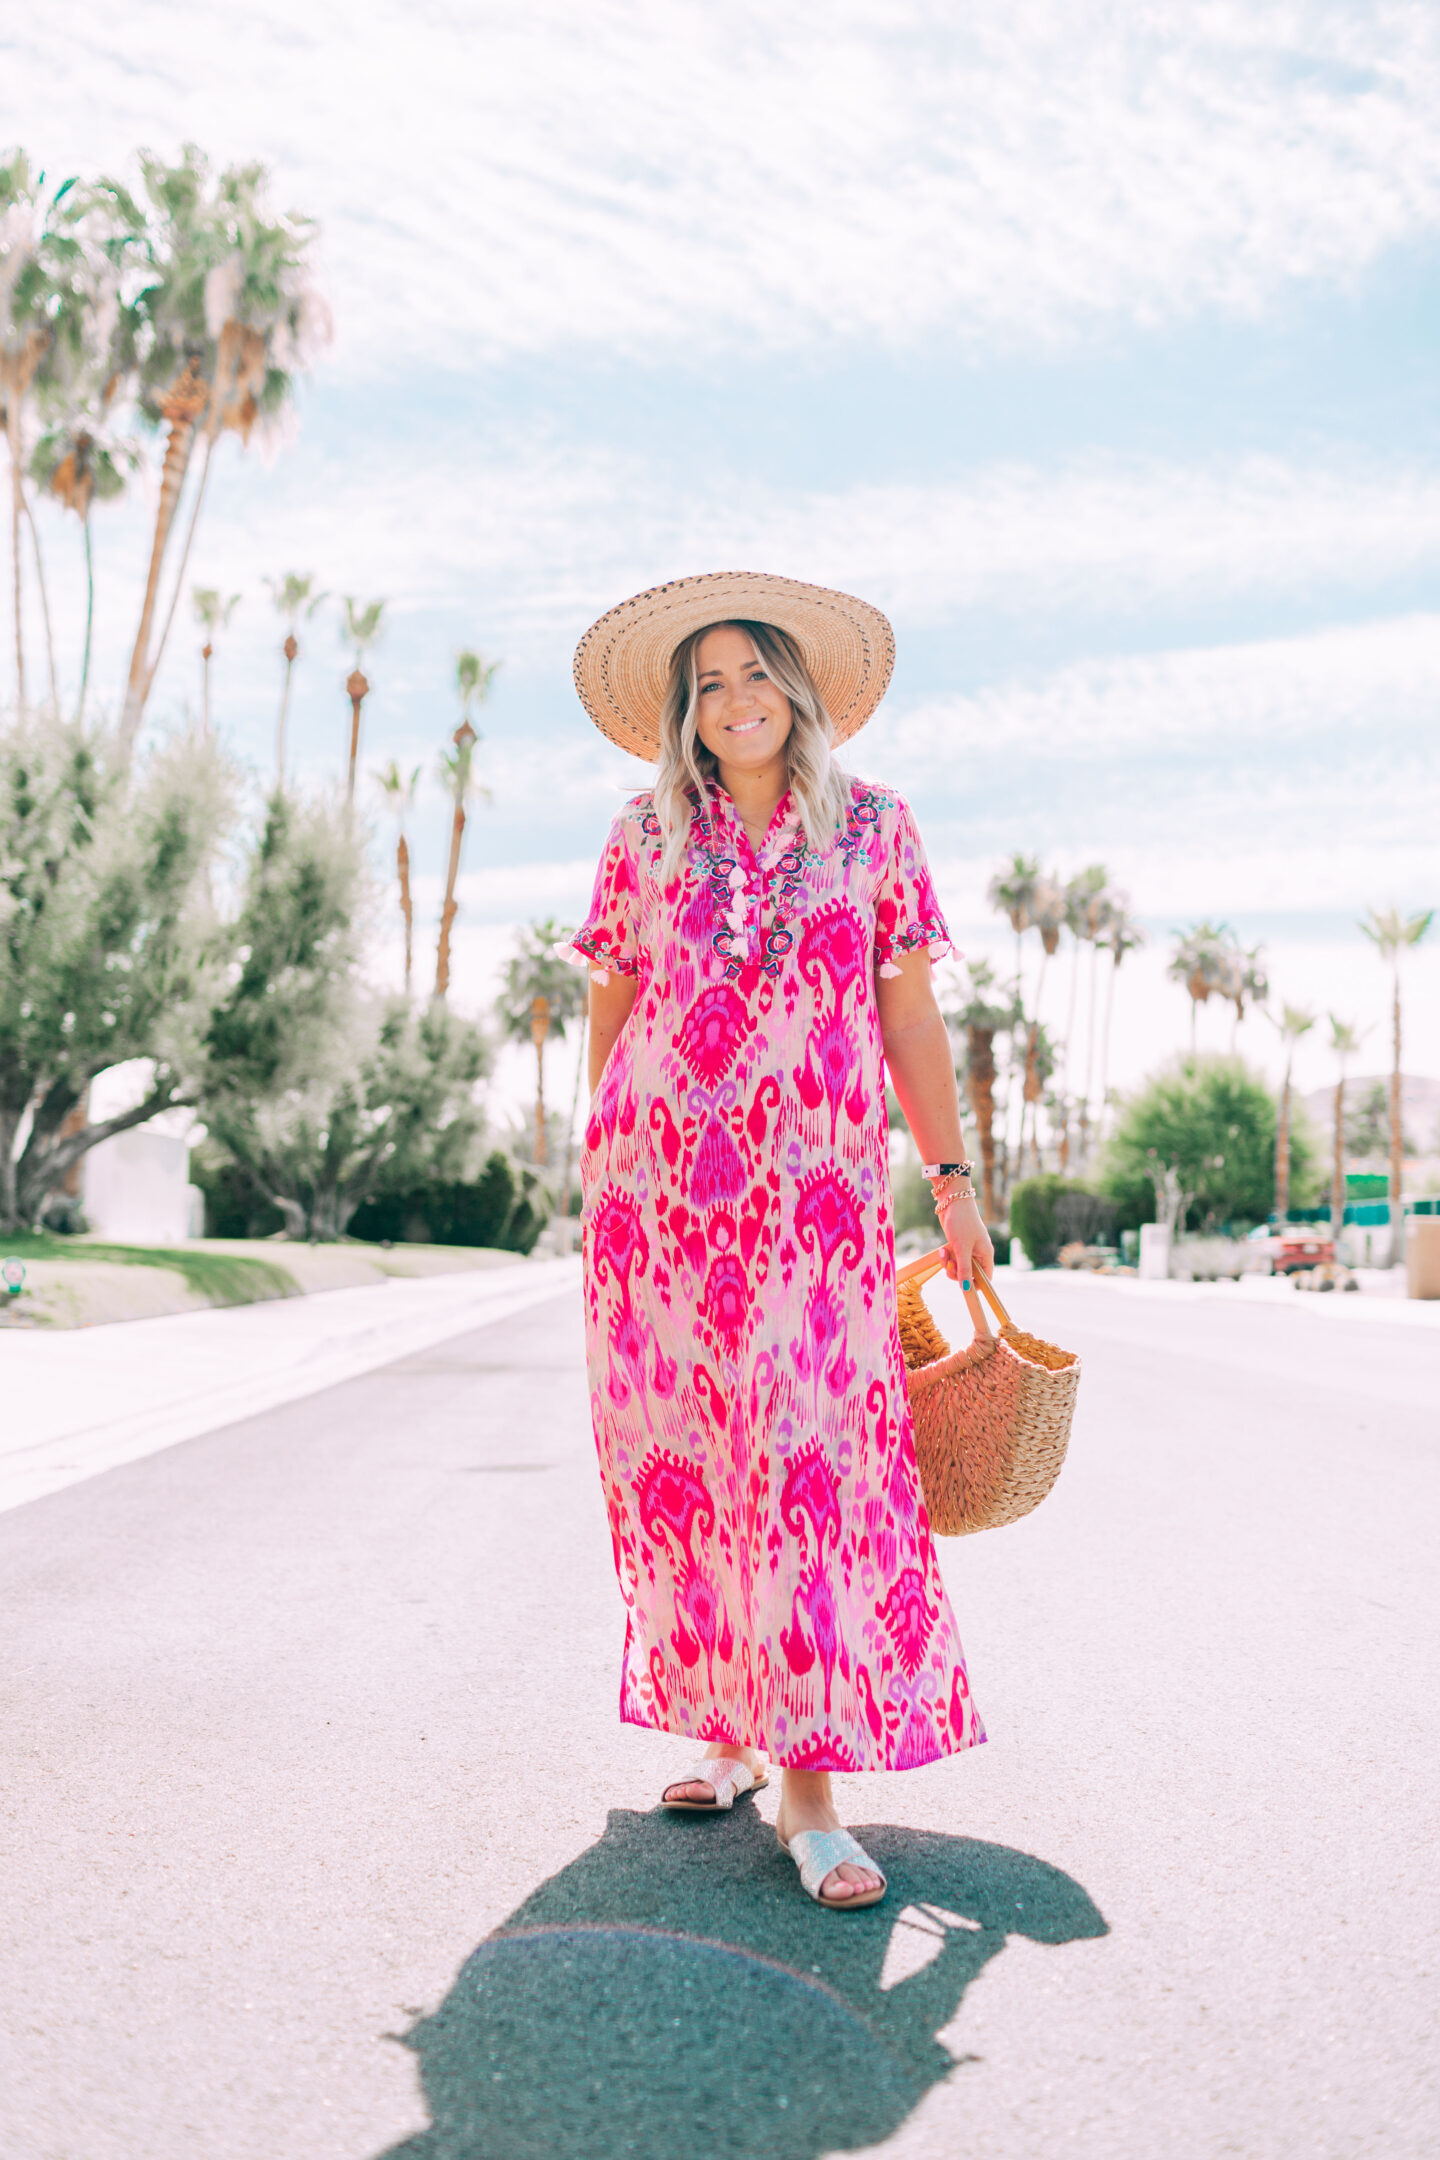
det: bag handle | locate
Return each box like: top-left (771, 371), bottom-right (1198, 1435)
top-left (896, 1245), bottom-right (1015, 1342)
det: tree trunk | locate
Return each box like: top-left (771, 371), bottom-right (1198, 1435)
top-left (1061, 934), bottom-right (1081, 1100)
top-left (1021, 1023), bottom-right (1041, 1176)
top-left (276, 639), bottom-right (297, 784)
top-left (201, 642), bottom-right (212, 733)
top-left (1027, 948), bottom-right (1051, 1173)
top-left (272, 1194), bottom-right (309, 1241)
top-left (1331, 1066), bottom-right (1347, 1245)
top-left (1389, 965), bottom-right (1404, 1265)
top-left (7, 404), bottom-right (25, 713)
top-left (1098, 954), bottom-right (1118, 1151)
top-left (77, 515), bottom-right (95, 723)
top-left (1275, 1059), bottom-right (1292, 1225)
top-left (346, 669), bottom-right (369, 805)
top-left (1079, 942), bottom-right (1100, 1163)
top-left (966, 1023), bottom-right (997, 1221)
top-left (531, 994), bottom-right (551, 1165)
top-left (435, 803), bottom-right (466, 999)
top-left (397, 831), bottom-right (413, 995)
top-left (120, 361), bottom-right (209, 758)
top-left (145, 430), bottom-right (216, 704)
top-left (20, 488), bottom-right (58, 712)
top-left (0, 1102), bottom-right (23, 1232)
top-left (14, 1082), bottom-right (182, 1225)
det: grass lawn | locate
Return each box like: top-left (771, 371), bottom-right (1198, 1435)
top-left (0, 1232), bottom-right (298, 1309)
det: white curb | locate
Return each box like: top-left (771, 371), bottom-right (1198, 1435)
top-left (0, 1258), bottom-right (582, 1516)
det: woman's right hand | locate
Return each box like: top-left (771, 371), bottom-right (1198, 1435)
top-left (941, 1193), bottom-right (994, 1288)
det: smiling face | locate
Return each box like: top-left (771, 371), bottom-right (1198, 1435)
top-left (692, 623), bottom-right (795, 777)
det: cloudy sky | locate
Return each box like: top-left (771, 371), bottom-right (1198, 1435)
top-left (5, 1), bottom-right (1438, 1121)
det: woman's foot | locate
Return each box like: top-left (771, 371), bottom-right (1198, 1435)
top-left (776, 1768), bottom-right (883, 1903)
top-left (662, 1743), bottom-right (766, 1807)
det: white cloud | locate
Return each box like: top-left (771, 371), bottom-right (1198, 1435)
top-left (65, 440), bottom-right (1440, 706)
top-left (10, 1), bottom-right (1440, 365)
top-left (878, 612), bottom-right (1440, 764)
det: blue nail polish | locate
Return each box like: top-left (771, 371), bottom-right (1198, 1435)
top-left (962, 1278), bottom-right (972, 1292)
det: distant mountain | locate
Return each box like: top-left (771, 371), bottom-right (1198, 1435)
top-left (1298, 1073), bottom-right (1440, 1159)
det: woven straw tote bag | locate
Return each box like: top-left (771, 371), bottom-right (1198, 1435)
top-left (896, 1247), bottom-right (1081, 1536)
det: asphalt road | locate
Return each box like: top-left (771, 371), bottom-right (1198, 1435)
top-left (2, 1277), bottom-right (1435, 2160)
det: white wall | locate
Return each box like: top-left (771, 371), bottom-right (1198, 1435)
top-left (84, 1129), bottom-right (193, 1245)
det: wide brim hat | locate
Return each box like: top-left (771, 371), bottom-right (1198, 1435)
top-left (573, 571), bottom-right (895, 761)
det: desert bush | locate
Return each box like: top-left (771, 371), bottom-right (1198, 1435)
top-left (1009, 1176), bottom-right (1104, 1267)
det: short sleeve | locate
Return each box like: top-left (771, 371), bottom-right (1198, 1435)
top-left (872, 796), bottom-right (954, 977)
top-left (566, 808), bottom-right (643, 983)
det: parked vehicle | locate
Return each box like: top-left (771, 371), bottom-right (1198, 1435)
top-left (1274, 1229), bottom-right (1335, 1275)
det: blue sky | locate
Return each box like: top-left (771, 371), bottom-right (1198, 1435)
top-left (5, 1), bottom-right (1439, 1120)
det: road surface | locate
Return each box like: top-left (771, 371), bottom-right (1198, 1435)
top-left (1, 1274), bottom-right (1434, 2159)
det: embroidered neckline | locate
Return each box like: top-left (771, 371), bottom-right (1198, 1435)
top-left (691, 786), bottom-right (805, 982)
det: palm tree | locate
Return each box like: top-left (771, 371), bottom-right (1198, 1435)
top-left (374, 758), bottom-right (421, 995)
top-left (0, 155), bottom-right (96, 713)
top-left (341, 597), bottom-right (385, 804)
top-left (1217, 940), bottom-right (1269, 1051)
top-left (118, 147), bottom-right (329, 758)
top-left (1359, 904), bottom-right (1435, 1263)
top-left (266, 571), bottom-right (327, 784)
top-left (32, 420), bottom-right (136, 720)
top-left (1, 158), bottom-right (150, 720)
top-left (1167, 920), bottom-right (1232, 1052)
top-left (191, 585), bottom-right (240, 733)
top-left (987, 853), bottom-right (1039, 993)
top-left (1269, 1002), bottom-right (1316, 1225)
top-left (1096, 900), bottom-right (1145, 1146)
top-left (986, 856), bottom-right (1040, 1179)
top-left (1325, 1017), bottom-right (1367, 1246)
top-left (1061, 865), bottom-right (1109, 1152)
top-left (1075, 879), bottom-right (1115, 1167)
top-left (1018, 873), bottom-right (1065, 1173)
top-left (499, 919), bottom-right (588, 1167)
top-left (435, 649), bottom-right (498, 1000)
top-left (945, 960), bottom-right (1022, 1224)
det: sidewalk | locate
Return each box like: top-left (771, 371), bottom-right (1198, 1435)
top-left (0, 1256), bottom-right (582, 1516)
top-left (994, 1262), bottom-right (1440, 1329)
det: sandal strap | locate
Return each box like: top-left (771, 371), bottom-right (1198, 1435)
top-left (663, 1757), bottom-right (757, 1807)
top-left (784, 1828), bottom-right (887, 1901)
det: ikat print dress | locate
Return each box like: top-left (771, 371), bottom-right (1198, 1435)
top-left (572, 777), bottom-right (986, 1772)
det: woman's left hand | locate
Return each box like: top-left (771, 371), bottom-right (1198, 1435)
top-left (941, 1193), bottom-right (995, 1288)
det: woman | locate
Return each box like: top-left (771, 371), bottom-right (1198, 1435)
top-left (568, 572), bottom-right (993, 1911)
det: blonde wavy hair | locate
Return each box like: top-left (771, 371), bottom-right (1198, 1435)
top-left (651, 619), bottom-right (849, 880)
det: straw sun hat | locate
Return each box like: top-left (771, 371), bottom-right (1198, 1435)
top-left (572, 571), bottom-right (895, 761)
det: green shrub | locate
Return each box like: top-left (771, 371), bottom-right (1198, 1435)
top-left (1101, 1055), bottom-right (1319, 1234)
top-left (191, 1153), bottom-right (284, 1239)
top-left (348, 1150), bottom-right (544, 1253)
top-left (1009, 1176), bottom-right (1102, 1266)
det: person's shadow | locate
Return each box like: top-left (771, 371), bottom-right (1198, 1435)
top-left (376, 1803), bottom-right (1106, 2160)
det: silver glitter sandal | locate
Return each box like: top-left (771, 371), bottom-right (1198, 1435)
top-left (779, 1827), bottom-right (888, 1909)
top-left (661, 1757), bottom-right (769, 1811)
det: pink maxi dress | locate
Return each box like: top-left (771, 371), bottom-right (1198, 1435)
top-left (573, 776), bottom-right (986, 1773)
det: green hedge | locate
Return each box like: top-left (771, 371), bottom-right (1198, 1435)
top-left (1009, 1177), bottom-right (1116, 1267)
top-left (348, 1152), bottom-right (545, 1253)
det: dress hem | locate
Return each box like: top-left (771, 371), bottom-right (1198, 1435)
top-left (618, 1695), bottom-right (988, 1775)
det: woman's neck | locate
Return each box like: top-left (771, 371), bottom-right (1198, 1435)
top-left (715, 755), bottom-right (789, 848)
